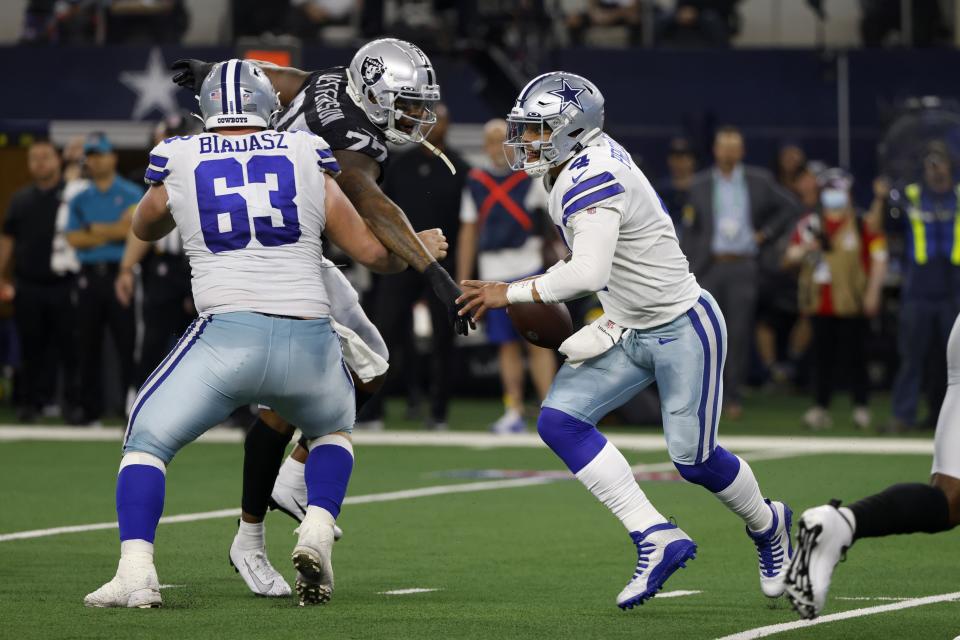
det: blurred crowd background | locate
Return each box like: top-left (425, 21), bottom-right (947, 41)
top-left (2, 0), bottom-right (960, 434)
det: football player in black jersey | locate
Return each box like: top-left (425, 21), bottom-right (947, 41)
top-left (172, 39), bottom-right (468, 602)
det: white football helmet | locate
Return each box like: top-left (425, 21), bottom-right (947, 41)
top-left (504, 71), bottom-right (604, 177)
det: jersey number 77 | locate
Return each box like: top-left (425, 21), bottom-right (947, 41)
top-left (194, 155), bottom-right (301, 253)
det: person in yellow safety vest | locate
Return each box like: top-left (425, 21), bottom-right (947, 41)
top-left (873, 141), bottom-right (960, 432)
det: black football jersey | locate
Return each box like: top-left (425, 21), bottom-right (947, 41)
top-left (274, 66), bottom-right (389, 178)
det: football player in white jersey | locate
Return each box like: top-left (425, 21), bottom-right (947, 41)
top-left (84, 59), bottom-right (409, 609)
top-left (785, 314), bottom-right (960, 619)
top-left (171, 41), bottom-right (457, 598)
top-left (458, 72), bottom-right (793, 609)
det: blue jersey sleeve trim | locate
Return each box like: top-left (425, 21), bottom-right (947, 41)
top-left (561, 183), bottom-right (625, 226)
top-left (561, 171), bottom-right (615, 207)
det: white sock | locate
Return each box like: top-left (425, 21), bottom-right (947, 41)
top-left (275, 456), bottom-right (306, 494)
top-left (303, 505), bottom-right (337, 527)
top-left (575, 442), bottom-right (668, 533)
top-left (234, 520), bottom-right (265, 551)
top-left (120, 539), bottom-right (154, 561)
top-left (838, 506), bottom-right (857, 536)
top-left (715, 457), bottom-right (773, 532)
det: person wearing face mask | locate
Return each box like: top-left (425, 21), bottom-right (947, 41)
top-left (784, 169), bottom-right (888, 430)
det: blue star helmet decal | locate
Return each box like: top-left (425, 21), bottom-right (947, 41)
top-left (548, 79), bottom-right (585, 112)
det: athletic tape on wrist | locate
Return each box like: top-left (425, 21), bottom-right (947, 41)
top-left (507, 280), bottom-right (536, 304)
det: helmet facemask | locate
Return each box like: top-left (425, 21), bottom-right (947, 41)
top-left (504, 115), bottom-right (564, 177)
top-left (381, 90), bottom-right (439, 145)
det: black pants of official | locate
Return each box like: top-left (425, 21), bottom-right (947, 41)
top-left (362, 268), bottom-right (454, 424)
top-left (811, 315), bottom-right (868, 408)
top-left (74, 263), bottom-right (134, 421)
top-left (13, 278), bottom-right (78, 413)
top-left (134, 255), bottom-right (193, 390)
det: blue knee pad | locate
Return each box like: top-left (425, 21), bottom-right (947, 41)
top-left (674, 445), bottom-right (741, 492)
top-left (537, 407), bottom-right (607, 474)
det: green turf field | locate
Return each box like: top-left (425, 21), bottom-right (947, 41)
top-left (1, 415), bottom-right (957, 640)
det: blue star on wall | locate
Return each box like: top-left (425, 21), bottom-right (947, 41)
top-left (547, 79), bottom-right (585, 112)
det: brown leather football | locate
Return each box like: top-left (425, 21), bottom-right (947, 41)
top-left (507, 303), bottom-right (574, 350)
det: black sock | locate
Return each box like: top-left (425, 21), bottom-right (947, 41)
top-left (848, 483), bottom-right (952, 541)
top-left (241, 418), bottom-right (295, 518)
top-left (356, 388), bottom-right (374, 415)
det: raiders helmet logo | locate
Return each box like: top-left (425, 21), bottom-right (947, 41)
top-left (360, 56), bottom-right (386, 86)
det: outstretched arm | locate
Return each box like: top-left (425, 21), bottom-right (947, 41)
top-left (171, 58), bottom-right (309, 107)
top-left (457, 208), bottom-right (620, 320)
top-left (334, 149), bottom-right (472, 335)
top-left (323, 175), bottom-right (405, 274)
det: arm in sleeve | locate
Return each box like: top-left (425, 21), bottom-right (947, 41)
top-left (532, 207), bottom-right (620, 303)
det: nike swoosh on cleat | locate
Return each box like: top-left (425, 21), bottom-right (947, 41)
top-left (291, 496), bottom-right (307, 517)
top-left (658, 337), bottom-right (678, 345)
top-left (243, 558), bottom-right (275, 594)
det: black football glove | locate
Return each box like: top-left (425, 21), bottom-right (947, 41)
top-left (424, 262), bottom-right (474, 336)
top-left (170, 58), bottom-right (214, 94)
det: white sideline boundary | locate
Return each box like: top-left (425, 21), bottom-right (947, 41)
top-left (0, 425), bottom-right (936, 455)
top-left (715, 591), bottom-right (960, 639)
top-left (0, 449), bottom-right (799, 544)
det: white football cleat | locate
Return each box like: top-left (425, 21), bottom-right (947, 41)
top-left (291, 511), bottom-right (336, 606)
top-left (269, 482), bottom-right (344, 541)
top-left (747, 499), bottom-right (793, 598)
top-left (785, 502), bottom-right (854, 619)
top-left (84, 556), bottom-right (162, 608)
top-left (229, 537), bottom-right (291, 597)
top-left (617, 523), bottom-right (697, 609)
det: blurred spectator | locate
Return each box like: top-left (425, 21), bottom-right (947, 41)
top-left (679, 125), bottom-right (798, 418)
top-left (233, 0), bottom-right (291, 38)
top-left (0, 141), bottom-right (78, 422)
top-left (116, 114), bottom-right (197, 391)
top-left (21, 0), bottom-right (98, 44)
top-left (566, 0), bottom-right (642, 47)
top-left (288, 0), bottom-right (356, 40)
top-left (361, 105), bottom-right (469, 430)
top-left (773, 142), bottom-right (807, 192)
top-left (656, 0), bottom-right (740, 48)
top-left (784, 169), bottom-right (887, 430)
top-left (65, 133), bottom-right (141, 424)
top-left (105, 0), bottom-right (189, 44)
top-left (658, 136), bottom-right (697, 225)
top-left (860, 0), bottom-right (949, 47)
top-left (879, 142), bottom-right (960, 431)
top-left (457, 119), bottom-right (556, 434)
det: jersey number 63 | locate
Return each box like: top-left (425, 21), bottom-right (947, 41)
top-left (194, 155), bottom-right (301, 253)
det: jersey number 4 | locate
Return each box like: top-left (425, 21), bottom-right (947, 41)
top-left (194, 156), bottom-right (301, 253)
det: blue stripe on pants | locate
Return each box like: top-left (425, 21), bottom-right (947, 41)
top-left (125, 318), bottom-right (209, 446)
top-left (685, 307), bottom-right (711, 464)
top-left (698, 298), bottom-right (725, 454)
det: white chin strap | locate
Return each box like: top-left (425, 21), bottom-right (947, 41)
top-left (421, 139), bottom-right (456, 175)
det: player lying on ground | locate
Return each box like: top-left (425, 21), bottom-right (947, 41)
top-left (171, 39), bottom-right (470, 597)
top-left (85, 59), bottom-right (409, 609)
top-left (785, 314), bottom-right (960, 619)
top-left (457, 71), bottom-right (793, 609)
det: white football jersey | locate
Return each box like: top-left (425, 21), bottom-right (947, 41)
top-left (545, 134), bottom-right (701, 329)
top-left (145, 129), bottom-right (341, 317)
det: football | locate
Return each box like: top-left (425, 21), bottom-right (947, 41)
top-left (507, 303), bottom-right (574, 350)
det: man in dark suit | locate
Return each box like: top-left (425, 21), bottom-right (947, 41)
top-left (678, 126), bottom-right (799, 417)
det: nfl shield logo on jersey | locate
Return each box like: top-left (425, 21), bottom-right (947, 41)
top-left (360, 56), bottom-right (385, 85)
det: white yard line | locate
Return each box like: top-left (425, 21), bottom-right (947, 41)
top-left (379, 588), bottom-right (441, 595)
top-left (657, 590), bottom-right (702, 599)
top-left (714, 591), bottom-right (960, 640)
top-left (0, 425), bottom-right (935, 454)
top-left (0, 448), bottom-right (851, 544)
